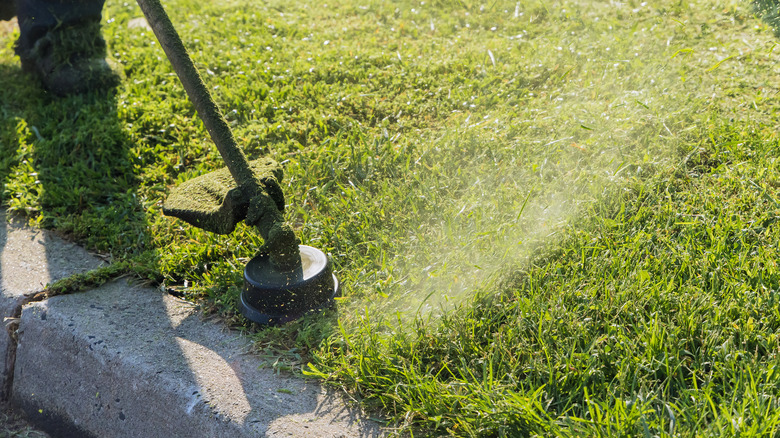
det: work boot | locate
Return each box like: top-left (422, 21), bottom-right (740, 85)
top-left (14, 0), bottom-right (120, 96)
top-left (0, 0), bottom-right (14, 21)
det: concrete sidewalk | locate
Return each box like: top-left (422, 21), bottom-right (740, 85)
top-left (0, 215), bottom-right (382, 437)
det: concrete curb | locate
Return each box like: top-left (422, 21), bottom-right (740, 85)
top-left (0, 215), bottom-right (105, 401)
top-left (0, 216), bottom-right (382, 437)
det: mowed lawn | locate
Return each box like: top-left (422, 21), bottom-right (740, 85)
top-left (3, 0), bottom-right (780, 435)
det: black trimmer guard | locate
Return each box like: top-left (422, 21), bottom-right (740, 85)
top-left (240, 245), bottom-right (339, 325)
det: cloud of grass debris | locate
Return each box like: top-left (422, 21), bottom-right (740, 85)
top-left (350, 0), bottom-right (762, 324)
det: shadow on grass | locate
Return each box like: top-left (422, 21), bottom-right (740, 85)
top-left (754, 0), bottom-right (780, 36)
top-left (0, 63), bottom-right (147, 257)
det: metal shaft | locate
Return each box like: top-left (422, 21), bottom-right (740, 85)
top-left (135, 0), bottom-right (256, 190)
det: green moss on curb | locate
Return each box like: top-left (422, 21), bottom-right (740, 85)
top-left (43, 262), bottom-right (132, 298)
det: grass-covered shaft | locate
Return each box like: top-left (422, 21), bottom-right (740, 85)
top-left (135, 0), bottom-right (257, 188)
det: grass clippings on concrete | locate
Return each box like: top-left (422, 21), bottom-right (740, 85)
top-left (0, 403), bottom-right (47, 438)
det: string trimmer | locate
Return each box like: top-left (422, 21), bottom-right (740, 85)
top-left (135, 0), bottom-right (338, 325)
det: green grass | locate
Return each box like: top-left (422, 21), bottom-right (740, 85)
top-left (4, 0), bottom-right (780, 435)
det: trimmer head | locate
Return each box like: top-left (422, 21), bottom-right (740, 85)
top-left (139, 0), bottom-right (336, 325)
top-left (240, 245), bottom-right (339, 325)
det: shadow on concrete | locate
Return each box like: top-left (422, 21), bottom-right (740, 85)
top-left (13, 280), bottom-right (381, 437)
top-left (0, 213), bottom-right (105, 403)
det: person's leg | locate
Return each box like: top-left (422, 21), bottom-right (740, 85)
top-left (14, 0), bottom-right (119, 95)
top-left (0, 0), bottom-right (15, 21)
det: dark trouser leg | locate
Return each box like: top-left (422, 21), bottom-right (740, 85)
top-left (14, 0), bottom-right (118, 95)
top-left (0, 0), bottom-right (15, 21)
top-left (15, 0), bottom-right (105, 59)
